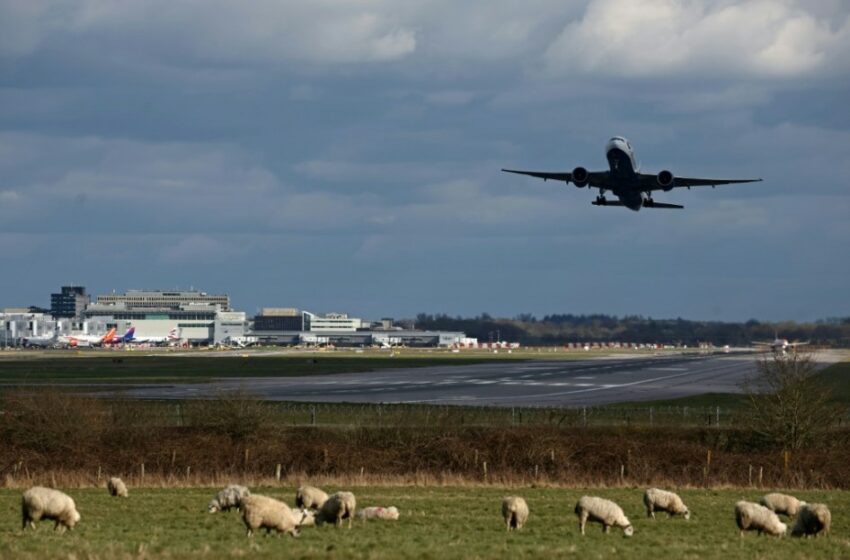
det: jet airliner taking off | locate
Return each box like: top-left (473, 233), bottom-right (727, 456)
top-left (502, 137), bottom-right (762, 211)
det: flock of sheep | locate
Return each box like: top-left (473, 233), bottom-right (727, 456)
top-left (18, 480), bottom-right (832, 542)
top-left (502, 489), bottom-right (831, 539)
top-left (20, 480), bottom-right (399, 538)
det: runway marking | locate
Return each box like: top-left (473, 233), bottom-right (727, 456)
top-left (574, 376), bottom-right (595, 380)
top-left (649, 367), bottom-right (688, 371)
top-left (399, 367), bottom-right (712, 404)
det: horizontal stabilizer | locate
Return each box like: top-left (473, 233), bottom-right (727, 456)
top-left (643, 200), bottom-right (684, 209)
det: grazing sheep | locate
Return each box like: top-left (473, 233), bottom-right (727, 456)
top-left (241, 494), bottom-right (300, 537)
top-left (357, 506), bottom-right (400, 521)
top-left (574, 496), bottom-right (633, 537)
top-left (21, 487), bottom-right (81, 533)
top-left (501, 497), bottom-right (529, 531)
top-left (735, 501), bottom-right (787, 537)
top-left (791, 503), bottom-right (831, 538)
top-left (316, 491), bottom-right (357, 529)
top-left (107, 477), bottom-right (128, 498)
top-left (208, 484), bottom-right (250, 513)
top-left (760, 493), bottom-right (805, 518)
top-left (643, 488), bottom-right (689, 520)
top-left (295, 485), bottom-right (329, 510)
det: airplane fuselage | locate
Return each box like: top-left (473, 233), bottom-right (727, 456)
top-left (605, 137), bottom-right (644, 210)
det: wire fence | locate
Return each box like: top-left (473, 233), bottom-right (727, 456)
top-left (124, 400), bottom-right (756, 429)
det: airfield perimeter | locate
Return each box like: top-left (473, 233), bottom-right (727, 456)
top-left (2, 347), bottom-right (844, 406)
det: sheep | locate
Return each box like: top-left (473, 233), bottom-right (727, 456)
top-left (21, 487), bottom-right (81, 533)
top-left (107, 477), bottom-right (128, 498)
top-left (501, 497), bottom-right (529, 531)
top-left (643, 488), bottom-right (689, 520)
top-left (295, 485), bottom-right (329, 510)
top-left (316, 491), bottom-right (357, 529)
top-left (294, 508), bottom-right (316, 527)
top-left (241, 494), bottom-right (301, 538)
top-left (791, 503), bottom-right (831, 538)
top-left (357, 506), bottom-right (400, 521)
top-left (759, 493), bottom-right (805, 518)
top-left (735, 501), bottom-right (787, 537)
top-left (208, 484), bottom-right (250, 513)
top-left (574, 496), bottom-right (633, 537)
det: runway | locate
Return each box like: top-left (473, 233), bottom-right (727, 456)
top-left (118, 352), bottom-right (797, 406)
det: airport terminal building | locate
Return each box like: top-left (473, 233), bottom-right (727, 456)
top-left (2, 288), bottom-right (472, 348)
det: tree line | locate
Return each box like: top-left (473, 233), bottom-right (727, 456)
top-left (410, 313), bottom-right (850, 347)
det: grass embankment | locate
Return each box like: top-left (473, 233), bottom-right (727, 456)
top-left (0, 354), bottom-right (522, 384)
top-left (0, 486), bottom-right (847, 559)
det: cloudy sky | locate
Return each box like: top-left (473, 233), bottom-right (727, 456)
top-left (2, 0), bottom-right (849, 321)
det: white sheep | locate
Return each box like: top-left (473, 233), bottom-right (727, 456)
top-left (295, 485), bottom-right (329, 510)
top-left (735, 501), bottom-right (787, 537)
top-left (791, 503), bottom-right (831, 538)
top-left (357, 506), bottom-right (400, 521)
top-left (208, 484), bottom-right (250, 513)
top-left (759, 493), bottom-right (805, 518)
top-left (316, 491), bottom-right (357, 529)
top-left (501, 497), bottom-right (529, 531)
top-left (241, 494), bottom-right (301, 537)
top-left (107, 477), bottom-right (128, 498)
top-left (574, 496), bottom-right (633, 537)
top-left (294, 508), bottom-right (316, 527)
top-left (643, 488), bottom-right (689, 520)
top-left (21, 487), bottom-right (81, 533)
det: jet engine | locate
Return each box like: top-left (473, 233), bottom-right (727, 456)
top-left (572, 166), bottom-right (589, 187)
top-left (656, 170), bottom-right (674, 191)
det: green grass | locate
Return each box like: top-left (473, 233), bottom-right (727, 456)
top-left (0, 354), bottom-right (524, 384)
top-left (0, 486), bottom-right (847, 559)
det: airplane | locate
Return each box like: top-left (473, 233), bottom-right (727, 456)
top-left (59, 327), bottom-right (117, 347)
top-left (128, 327), bottom-right (181, 345)
top-left (752, 333), bottom-right (809, 355)
top-left (22, 331), bottom-right (59, 348)
top-left (104, 327), bottom-right (136, 345)
top-left (502, 136), bottom-right (762, 211)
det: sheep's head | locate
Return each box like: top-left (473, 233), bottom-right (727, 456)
top-left (207, 501), bottom-right (221, 513)
top-left (623, 525), bottom-right (634, 537)
top-left (683, 509), bottom-right (691, 521)
top-left (296, 508), bottom-right (316, 527)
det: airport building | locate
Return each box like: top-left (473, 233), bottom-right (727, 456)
top-left (50, 286), bottom-right (90, 319)
top-left (94, 290), bottom-right (230, 311)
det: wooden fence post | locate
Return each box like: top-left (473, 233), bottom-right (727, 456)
top-left (748, 464), bottom-right (753, 487)
top-left (758, 466), bottom-right (763, 487)
top-left (482, 461), bottom-right (488, 480)
top-left (140, 463), bottom-right (145, 483)
top-left (275, 464), bottom-right (282, 482)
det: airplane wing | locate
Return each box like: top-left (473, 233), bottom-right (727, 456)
top-left (640, 173), bottom-right (762, 191)
top-left (502, 169), bottom-right (609, 187)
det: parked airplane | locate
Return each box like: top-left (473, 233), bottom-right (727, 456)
top-left (60, 327), bottom-right (117, 347)
top-left (128, 327), bottom-right (181, 345)
top-left (502, 136), bottom-right (761, 211)
top-left (753, 333), bottom-right (809, 354)
top-left (22, 331), bottom-right (59, 348)
top-left (104, 327), bottom-right (136, 345)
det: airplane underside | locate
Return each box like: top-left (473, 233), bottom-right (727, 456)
top-left (591, 190), bottom-right (684, 211)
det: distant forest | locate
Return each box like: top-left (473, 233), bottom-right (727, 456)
top-left (410, 313), bottom-right (850, 347)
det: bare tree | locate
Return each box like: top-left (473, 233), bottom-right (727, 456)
top-left (742, 352), bottom-right (841, 450)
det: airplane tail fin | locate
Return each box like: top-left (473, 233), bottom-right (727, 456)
top-left (102, 327), bottom-right (117, 343)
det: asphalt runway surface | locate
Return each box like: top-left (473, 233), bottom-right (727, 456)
top-left (120, 352), bottom-right (799, 407)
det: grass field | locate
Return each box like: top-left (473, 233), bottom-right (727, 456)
top-left (0, 486), bottom-right (846, 559)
